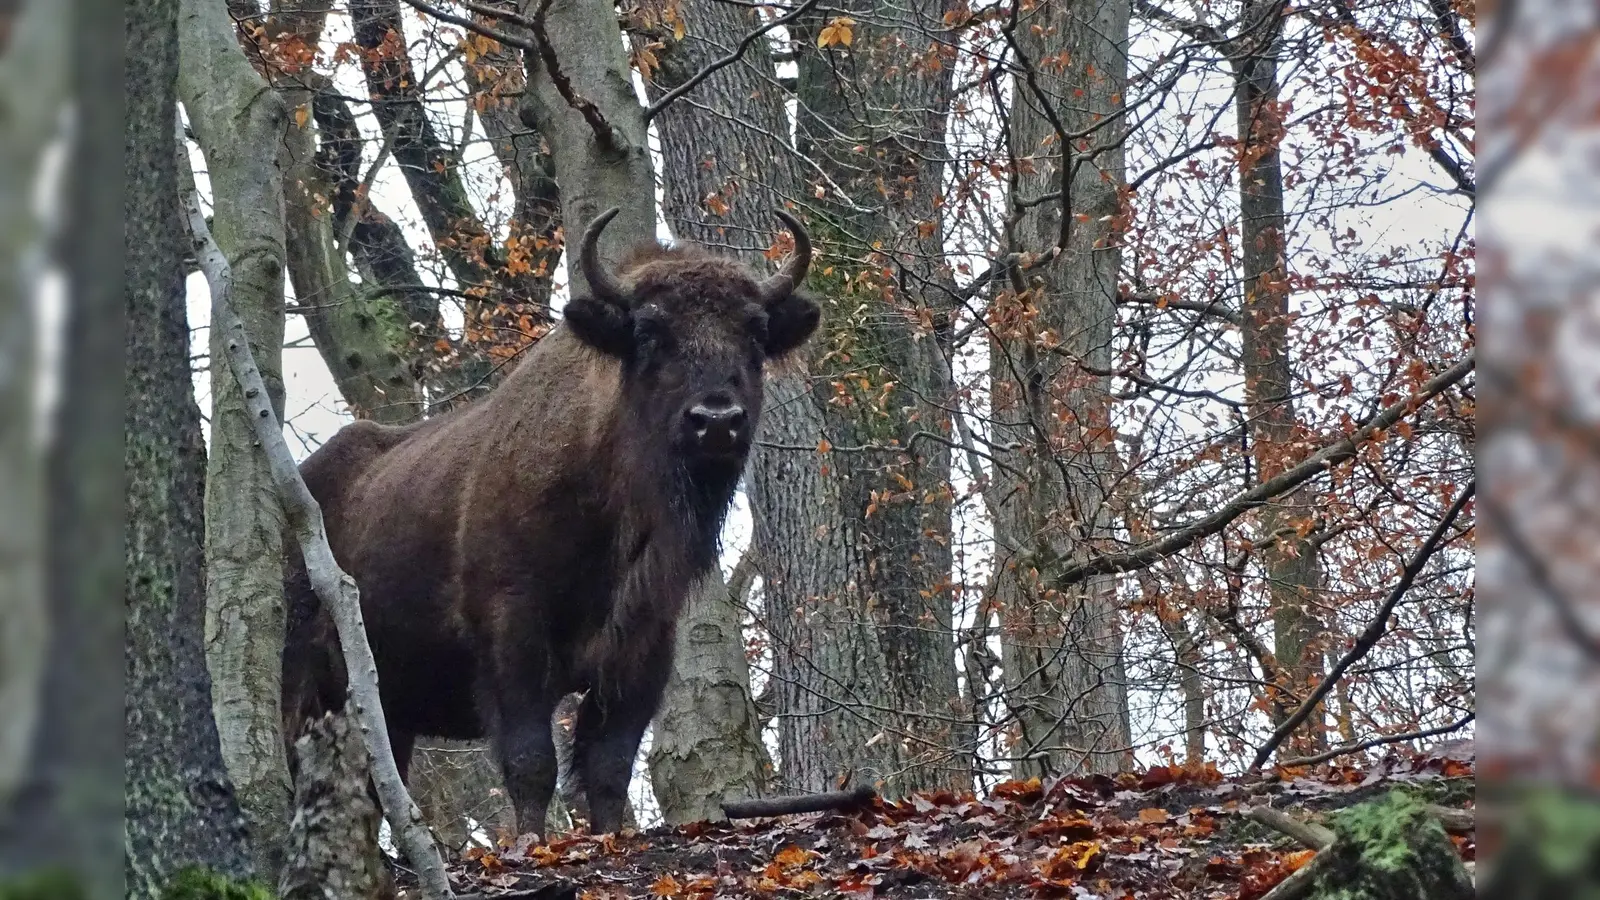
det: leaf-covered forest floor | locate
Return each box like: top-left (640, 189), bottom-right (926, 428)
top-left (414, 747), bottom-right (1474, 900)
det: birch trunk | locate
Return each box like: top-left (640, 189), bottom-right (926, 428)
top-left (177, 0), bottom-right (294, 876)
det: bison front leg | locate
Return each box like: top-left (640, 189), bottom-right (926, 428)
top-left (484, 675), bottom-right (560, 840)
top-left (573, 643), bottom-right (672, 835)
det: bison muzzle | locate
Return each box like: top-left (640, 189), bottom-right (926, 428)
top-left (282, 208), bottom-right (820, 838)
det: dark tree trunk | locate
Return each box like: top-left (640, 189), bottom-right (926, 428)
top-left (992, 0), bottom-right (1133, 778)
top-left (125, 0), bottom-right (256, 892)
top-left (0, 3), bottom-right (121, 895)
top-left (643, 0), bottom-right (816, 813)
top-left (1231, 0), bottom-right (1327, 757)
top-left (790, 0), bottom-right (967, 794)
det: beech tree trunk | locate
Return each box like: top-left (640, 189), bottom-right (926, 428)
top-left (178, 0), bottom-right (294, 877)
top-left (790, 0), bottom-right (968, 794)
top-left (646, 563), bottom-right (770, 824)
top-left (992, 0), bottom-right (1133, 778)
top-left (126, 0), bottom-right (257, 890)
top-left (642, 0), bottom-right (802, 816)
top-left (1231, 0), bottom-right (1327, 757)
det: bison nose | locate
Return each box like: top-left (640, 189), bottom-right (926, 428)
top-left (686, 400), bottom-right (747, 452)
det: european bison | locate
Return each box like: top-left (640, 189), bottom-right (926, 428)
top-left (282, 208), bottom-right (819, 837)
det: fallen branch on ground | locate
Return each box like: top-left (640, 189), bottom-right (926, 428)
top-left (722, 787), bottom-right (876, 819)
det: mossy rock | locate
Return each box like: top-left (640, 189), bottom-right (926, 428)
top-left (161, 868), bottom-right (274, 900)
top-left (1306, 790), bottom-right (1472, 900)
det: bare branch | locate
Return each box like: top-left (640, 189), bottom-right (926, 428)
top-left (1249, 805), bottom-right (1334, 849)
top-left (1250, 479), bottom-right (1475, 770)
top-left (1484, 494), bottom-right (1600, 660)
top-left (722, 787), bottom-right (876, 819)
top-left (397, 0), bottom-right (539, 52)
top-left (1050, 350), bottom-right (1475, 590)
top-left (1275, 713), bottom-right (1476, 768)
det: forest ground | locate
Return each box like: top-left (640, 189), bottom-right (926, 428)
top-left (414, 745), bottom-right (1475, 900)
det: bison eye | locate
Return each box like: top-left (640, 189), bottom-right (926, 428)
top-left (633, 315), bottom-right (674, 358)
top-left (745, 312), bottom-right (770, 346)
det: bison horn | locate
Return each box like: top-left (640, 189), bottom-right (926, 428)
top-left (577, 206), bottom-right (628, 307)
top-left (757, 209), bottom-right (813, 305)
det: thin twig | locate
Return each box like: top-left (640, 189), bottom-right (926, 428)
top-left (335, 121), bottom-right (399, 257)
top-left (1275, 713), bottom-right (1476, 768)
top-left (643, 0), bottom-right (822, 122)
top-left (1050, 351), bottom-right (1475, 590)
top-left (1250, 480), bottom-right (1475, 770)
top-left (398, 0), bottom-right (539, 53)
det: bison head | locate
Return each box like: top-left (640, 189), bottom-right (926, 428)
top-left (563, 208), bottom-right (821, 469)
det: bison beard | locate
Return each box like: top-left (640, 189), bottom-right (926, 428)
top-left (282, 209), bottom-right (819, 838)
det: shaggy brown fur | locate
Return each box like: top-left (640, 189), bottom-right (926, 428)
top-left (282, 218), bottom-right (819, 838)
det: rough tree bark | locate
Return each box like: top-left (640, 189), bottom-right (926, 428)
top-left (627, 0), bottom-right (892, 797)
top-left (791, 0), bottom-right (967, 794)
top-left (640, 0), bottom-right (808, 817)
top-left (177, 0), bottom-right (295, 877)
top-left (992, 0), bottom-right (1133, 778)
top-left (1231, 0), bottom-right (1327, 756)
top-left (126, 0), bottom-right (258, 891)
top-left (278, 705), bottom-right (387, 900)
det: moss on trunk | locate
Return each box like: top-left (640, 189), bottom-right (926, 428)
top-left (161, 868), bottom-right (274, 900)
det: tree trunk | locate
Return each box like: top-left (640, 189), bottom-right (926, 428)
top-left (126, 0), bottom-right (257, 890)
top-left (790, 0), bottom-right (967, 795)
top-left (515, 0), bottom-right (657, 271)
top-left (992, 0), bottom-right (1132, 778)
top-left (282, 69), bottom-right (425, 424)
top-left (278, 706), bottom-right (387, 900)
top-left (1231, 0), bottom-right (1326, 757)
top-left (647, 562), bottom-right (771, 824)
top-left (0, 5), bottom-right (121, 892)
top-left (641, 0), bottom-right (802, 815)
top-left (178, 0), bottom-right (294, 877)
top-left (0, 0), bottom-right (60, 811)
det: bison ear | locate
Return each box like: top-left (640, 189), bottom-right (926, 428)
top-left (563, 296), bottom-right (634, 358)
top-left (763, 290), bottom-right (821, 359)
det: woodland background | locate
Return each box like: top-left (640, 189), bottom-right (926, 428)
top-left (4, 0), bottom-right (1562, 896)
top-left (161, 0), bottom-right (1479, 889)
